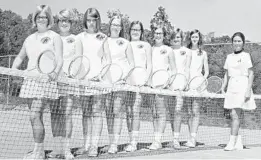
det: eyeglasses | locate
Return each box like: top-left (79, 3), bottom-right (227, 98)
top-left (131, 29), bottom-right (141, 32)
top-left (59, 19), bottom-right (71, 23)
top-left (154, 32), bottom-right (164, 36)
top-left (86, 19), bottom-right (98, 23)
top-left (36, 16), bottom-right (48, 20)
top-left (111, 23), bottom-right (122, 28)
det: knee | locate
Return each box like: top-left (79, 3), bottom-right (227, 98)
top-left (30, 111), bottom-right (41, 122)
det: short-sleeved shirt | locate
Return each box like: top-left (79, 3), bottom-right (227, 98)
top-left (224, 51), bottom-right (253, 77)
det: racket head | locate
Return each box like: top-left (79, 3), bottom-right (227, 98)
top-left (169, 73), bottom-right (188, 91)
top-left (68, 55), bottom-right (90, 79)
top-left (188, 76), bottom-right (208, 92)
top-left (100, 63), bottom-right (123, 84)
top-left (37, 50), bottom-right (57, 74)
top-left (207, 76), bottom-right (223, 93)
top-left (126, 67), bottom-right (148, 86)
top-left (150, 69), bottom-right (170, 88)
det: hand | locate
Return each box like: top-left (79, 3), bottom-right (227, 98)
top-left (48, 72), bottom-right (58, 81)
top-left (244, 89), bottom-right (251, 102)
top-left (90, 76), bottom-right (100, 82)
top-left (115, 79), bottom-right (126, 85)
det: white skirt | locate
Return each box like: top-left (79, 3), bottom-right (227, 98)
top-left (19, 78), bottom-right (59, 99)
top-left (224, 76), bottom-right (256, 110)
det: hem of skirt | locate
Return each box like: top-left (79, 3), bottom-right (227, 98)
top-left (19, 95), bottom-right (59, 99)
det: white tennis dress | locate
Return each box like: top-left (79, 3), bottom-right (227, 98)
top-left (59, 34), bottom-right (80, 96)
top-left (77, 32), bottom-right (108, 96)
top-left (172, 46), bottom-right (191, 90)
top-left (151, 45), bottom-right (173, 85)
top-left (107, 37), bottom-right (131, 81)
top-left (19, 30), bottom-right (60, 99)
top-left (189, 49), bottom-right (207, 80)
top-left (224, 52), bottom-right (256, 110)
top-left (130, 41), bottom-right (150, 85)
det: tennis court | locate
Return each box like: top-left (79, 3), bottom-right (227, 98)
top-left (1, 67), bottom-right (261, 159)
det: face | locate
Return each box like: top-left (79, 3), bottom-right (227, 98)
top-left (191, 32), bottom-right (200, 46)
top-left (58, 19), bottom-right (71, 33)
top-left (171, 32), bottom-right (182, 46)
top-left (86, 15), bottom-right (97, 32)
top-left (110, 18), bottom-right (122, 37)
top-left (130, 24), bottom-right (142, 41)
top-left (36, 12), bottom-right (48, 30)
top-left (232, 36), bottom-right (244, 52)
top-left (154, 28), bottom-right (164, 44)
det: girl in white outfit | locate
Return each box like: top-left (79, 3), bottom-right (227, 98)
top-left (11, 5), bottom-right (63, 160)
top-left (186, 29), bottom-right (209, 148)
top-left (148, 27), bottom-right (176, 150)
top-left (49, 9), bottom-right (83, 159)
top-left (107, 16), bottom-right (135, 154)
top-left (222, 32), bottom-right (256, 151)
top-left (124, 21), bottom-right (152, 152)
top-left (75, 8), bottom-right (111, 157)
top-left (169, 28), bottom-right (192, 149)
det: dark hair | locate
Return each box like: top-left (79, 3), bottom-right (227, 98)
top-left (152, 26), bottom-right (168, 46)
top-left (83, 8), bottom-right (101, 31)
top-left (108, 16), bottom-right (125, 38)
top-left (170, 28), bottom-right (184, 46)
top-left (187, 29), bottom-right (203, 54)
top-left (232, 32), bottom-right (245, 44)
top-left (129, 21), bottom-right (144, 41)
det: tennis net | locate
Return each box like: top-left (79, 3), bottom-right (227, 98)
top-left (0, 66), bottom-right (261, 159)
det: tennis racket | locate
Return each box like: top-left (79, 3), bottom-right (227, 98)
top-left (36, 50), bottom-right (57, 74)
top-left (150, 69), bottom-right (170, 89)
top-left (169, 73), bottom-right (188, 91)
top-left (92, 63), bottom-right (123, 84)
top-left (206, 76), bottom-right (223, 93)
top-left (68, 55), bottom-right (90, 79)
top-left (188, 75), bottom-right (208, 93)
top-left (124, 67), bottom-right (149, 86)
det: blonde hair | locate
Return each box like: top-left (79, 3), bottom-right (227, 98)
top-left (57, 9), bottom-right (74, 22)
top-left (32, 5), bottom-right (54, 29)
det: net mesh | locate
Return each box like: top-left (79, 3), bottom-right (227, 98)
top-left (1, 66), bottom-right (261, 159)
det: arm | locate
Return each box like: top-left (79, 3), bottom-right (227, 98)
top-left (12, 43), bottom-right (27, 69)
top-left (126, 42), bottom-right (135, 69)
top-left (168, 49), bottom-right (177, 76)
top-left (145, 43), bottom-right (152, 79)
top-left (247, 68), bottom-right (254, 91)
top-left (185, 50), bottom-right (192, 80)
top-left (221, 70), bottom-right (228, 93)
top-left (74, 36), bottom-right (83, 57)
top-left (103, 39), bottom-right (112, 65)
top-left (203, 51), bottom-right (209, 79)
top-left (52, 35), bottom-right (63, 79)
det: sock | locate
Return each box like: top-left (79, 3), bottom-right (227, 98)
top-left (33, 142), bottom-right (44, 153)
top-left (191, 133), bottom-right (197, 139)
top-left (173, 132), bottom-right (180, 140)
top-left (112, 134), bottom-right (120, 145)
top-left (154, 132), bottom-right (162, 143)
top-left (63, 137), bottom-right (71, 151)
top-left (228, 135), bottom-right (237, 146)
top-left (51, 137), bottom-right (62, 154)
top-left (131, 131), bottom-right (139, 144)
top-left (85, 135), bottom-right (91, 150)
top-left (92, 136), bottom-right (100, 147)
top-left (109, 134), bottom-right (114, 145)
top-left (128, 132), bottom-right (133, 142)
top-left (235, 135), bottom-right (243, 149)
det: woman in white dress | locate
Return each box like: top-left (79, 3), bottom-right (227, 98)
top-left (48, 9), bottom-right (83, 159)
top-left (186, 29), bottom-right (209, 148)
top-left (169, 28), bottom-right (192, 149)
top-left (75, 8), bottom-right (111, 157)
top-left (11, 5), bottom-right (63, 160)
top-left (106, 16), bottom-right (135, 154)
top-left (148, 26), bottom-right (176, 150)
top-left (222, 32), bottom-right (256, 151)
top-left (124, 21), bottom-right (152, 152)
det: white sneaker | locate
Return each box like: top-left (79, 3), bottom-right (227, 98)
top-left (235, 135), bottom-right (244, 150)
top-left (64, 150), bottom-right (74, 160)
top-left (224, 135), bottom-right (237, 151)
top-left (173, 139), bottom-right (181, 149)
top-left (108, 144), bottom-right (118, 154)
top-left (184, 138), bottom-right (196, 148)
top-left (23, 151), bottom-right (45, 160)
top-left (148, 142), bottom-right (162, 150)
top-left (88, 146), bottom-right (98, 157)
top-left (125, 143), bottom-right (137, 152)
top-left (75, 146), bottom-right (89, 155)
